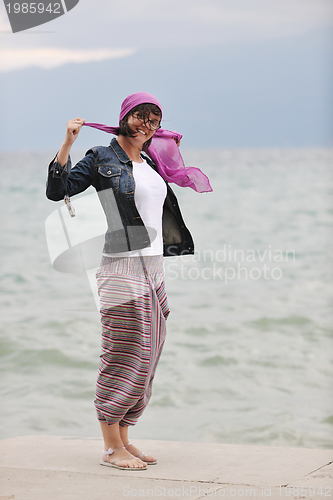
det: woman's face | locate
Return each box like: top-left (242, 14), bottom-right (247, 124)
top-left (127, 111), bottom-right (161, 147)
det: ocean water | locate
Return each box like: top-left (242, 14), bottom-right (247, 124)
top-left (0, 148), bottom-right (332, 449)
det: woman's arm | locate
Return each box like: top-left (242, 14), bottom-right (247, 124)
top-left (55, 117), bottom-right (85, 166)
top-left (46, 117), bottom-right (96, 201)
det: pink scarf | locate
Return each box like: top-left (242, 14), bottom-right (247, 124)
top-left (82, 92), bottom-right (212, 193)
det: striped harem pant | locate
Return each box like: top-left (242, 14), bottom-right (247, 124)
top-left (94, 254), bottom-right (170, 427)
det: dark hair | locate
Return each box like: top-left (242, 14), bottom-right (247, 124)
top-left (118, 103), bottom-right (162, 148)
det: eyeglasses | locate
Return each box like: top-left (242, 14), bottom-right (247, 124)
top-left (131, 112), bottom-right (161, 131)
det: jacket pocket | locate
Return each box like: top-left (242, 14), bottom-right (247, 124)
top-left (97, 165), bottom-right (122, 178)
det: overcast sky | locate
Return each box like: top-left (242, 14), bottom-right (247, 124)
top-left (1, 0), bottom-right (333, 72)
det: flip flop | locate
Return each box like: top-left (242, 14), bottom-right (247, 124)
top-left (100, 446), bottom-right (147, 470)
top-left (125, 442), bottom-right (157, 465)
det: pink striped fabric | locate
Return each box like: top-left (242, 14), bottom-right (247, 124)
top-left (94, 255), bottom-right (169, 426)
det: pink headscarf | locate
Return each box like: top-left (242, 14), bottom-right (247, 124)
top-left (82, 92), bottom-right (212, 193)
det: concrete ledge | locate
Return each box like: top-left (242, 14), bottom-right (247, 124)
top-left (0, 436), bottom-right (332, 500)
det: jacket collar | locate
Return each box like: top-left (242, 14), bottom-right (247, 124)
top-left (109, 137), bottom-right (131, 164)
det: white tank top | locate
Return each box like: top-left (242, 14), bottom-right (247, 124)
top-left (103, 159), bottom-right (167, 257)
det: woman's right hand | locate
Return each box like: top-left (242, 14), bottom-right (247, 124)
top-left (54, 118), bottom-right (85, 167)
top-left (64, 117), bottom-right (86, 145)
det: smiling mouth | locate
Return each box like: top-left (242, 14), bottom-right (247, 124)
top-left (137, 129), bottom-right (147, 136)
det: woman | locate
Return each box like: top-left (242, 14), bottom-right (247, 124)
top-left (46, 92), bottom-right (212, 471)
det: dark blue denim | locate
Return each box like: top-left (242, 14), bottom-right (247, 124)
top-left (46, 137), bottom-right (194, 256)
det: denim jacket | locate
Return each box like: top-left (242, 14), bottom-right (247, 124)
top-left (46, 137), bottom-right (194, 256)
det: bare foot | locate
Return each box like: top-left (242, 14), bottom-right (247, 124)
top-left (124, 442), bottom-right (157, 465)
top-left (102, 446), bottom-right (147, 469)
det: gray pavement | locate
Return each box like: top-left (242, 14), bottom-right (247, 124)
top-left (0, 436), bottom-right (332, 500)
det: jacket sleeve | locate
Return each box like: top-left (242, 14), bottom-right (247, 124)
top-left (46, 149), bottom-right (96, 201)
